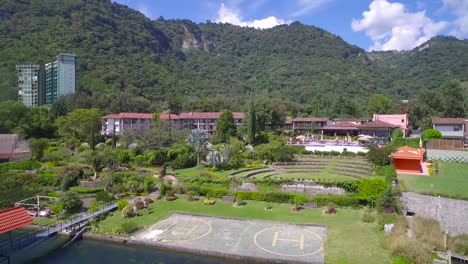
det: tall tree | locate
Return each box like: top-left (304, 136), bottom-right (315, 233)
top-left (15, 107), bottom-right (57, 139)
top-left (440, 80), bottom-right (466, 118)
top-left (56, 108), bottom-right (102, 143)
top-left (187, 129), bottom-right (209, 167)
top-left (0, 101), bottom-right (29, 133)
top-left (247, 96), bottom-right (256, 144)
top-left (214, 110), bottom-right (237, 143)
top-left (366, 94), bottom-right (395, 115)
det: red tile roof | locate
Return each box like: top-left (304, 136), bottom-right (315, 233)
top-left (292, 117), bottom-right (330, 122)
top-left (101, 113), bottom-right (154, 119)
top-left (0, 207), bottom-right (33, 234)
top-left (432, 118), bottom-right (466, 124)
top-left (321, 121), bottom-right (358, 130)
top-left (178, 112), bottom-right (245, 119)
top-left (358, 120), bottom-right (400, 129)
top-left (391, 146), bottom-right (425, 160)
top-left (102, 112), bottom-right (245, 120)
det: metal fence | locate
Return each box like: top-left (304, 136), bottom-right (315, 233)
top-left (426, 149), bottom-right (468, 163)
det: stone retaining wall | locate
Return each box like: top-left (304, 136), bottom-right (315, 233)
top-left (401, 192), bottom-right (468, 236)
top-left (281, 180), bottom-right (345, 196)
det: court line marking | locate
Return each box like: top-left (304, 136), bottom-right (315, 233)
top-left (253, 226), bottom-right (324, 257)
top-left (149, 218), bottom-right (212, 242)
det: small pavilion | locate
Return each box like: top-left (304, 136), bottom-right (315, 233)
top-left (391, 146), bottom-right (426, 174)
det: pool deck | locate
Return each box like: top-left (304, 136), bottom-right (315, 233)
top-left (129, 213), bottom-right (327, 264)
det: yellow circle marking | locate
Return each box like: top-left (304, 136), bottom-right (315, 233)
top-left (253, 226), bottom-right (324, 257)
top-left (150, 218), bottom-right (212, 242)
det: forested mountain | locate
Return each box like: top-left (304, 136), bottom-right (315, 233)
top-left (0, 0), bottom-right (467, 113)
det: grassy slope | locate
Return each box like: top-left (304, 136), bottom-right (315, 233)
top-left (94, 199), bottom-right (392, 264)
top-left (398, 162), bottom-right (468, 199)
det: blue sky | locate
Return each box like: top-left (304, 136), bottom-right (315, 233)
top-left (113, 0), bottom-right (468, 51)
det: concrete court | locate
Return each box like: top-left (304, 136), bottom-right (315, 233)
top-left (131, 213), bottom-right (326, 264)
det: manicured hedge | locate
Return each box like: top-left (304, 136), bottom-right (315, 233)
top-left (199, 187), bottom-right (230, 198)
top-left (313, 179), bottom-right (360, 193)
top-left (310, 194), bottom-right (360, 207)
top-left (0, 161), bottom-right (42, 172)
top-left (69, 186), bottom-right (103, 194)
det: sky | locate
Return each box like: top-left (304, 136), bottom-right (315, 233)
top-left (113, 0), bottom-right (468, 51)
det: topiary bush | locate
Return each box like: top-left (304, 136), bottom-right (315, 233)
top-left (95, 191), bottom-right (112, 202)
top-left (122, 204), bottom-right (134, 217)
top-left (59, 191), bottom-right (83, 214)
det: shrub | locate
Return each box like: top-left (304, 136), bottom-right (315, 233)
top-left (389, 217), bottom-right (433, 264)
top-left (48, 191), bottom-right (62, 198)
top-left (69, 186), bottom-right (102, 194)
top-left (118, 200), bottom-right (128, 210)
top-left (60, 166), bottom-right (83, 191)
top-left (451, 235), bottom-right (468, 256)
top-left (378, 187), bottom-right (400, 213)
top-left (29, 138), bottom-right (49, 161)
top-left (374, 165), bottom-right (397, 182)
top-left (165, 190), bottom-right (177, 201)
top-left (203, 199), bottom-right (215, 205)
top-left (422, 129), bottom-right (442, 142)
top-left (122, 204), bottom-right (134, 217)
top-left (143, 177), bottom-right (157, 193)
top-left (95, 191), bottom-right (112, 202)
top-left (310, 194), bottom-right (360, 207)
top-left (200, 187), bottom-right (229, 198)
top-left (119, 221), bottom-right (139, 234)
top-left (36, 171), bottom-right (60, 186)
top-left (366, 143), bottom-right (395, 166)
top-left (59, 191), bottom-right (83, 214)
top-left (293, 194), bottom-right (309, 208)
top-left (362, 212), bottom-right (376, 223)
top-left (378, 213), bottom-right (397, 229)
top-left (0, 161), bottom-right (41, 172)
top-left (411, 217), bottom-right (444, 251)
top-left (326, 202), bottom-right (337, 214)
top-left (88, 200), bottom-right (100, 213)
top-left (358, 178), bottom-right (389, 207)
top-left (187, 191), bottom-right (199, 202)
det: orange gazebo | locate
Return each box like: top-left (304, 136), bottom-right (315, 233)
top-left (391, 146), bottom-right (425, 174)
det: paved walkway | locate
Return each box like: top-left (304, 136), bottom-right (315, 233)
top-left (131, 213), bottom-right (326, 264)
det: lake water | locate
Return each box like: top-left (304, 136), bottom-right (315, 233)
top-left (5, 235), bottom-right (240, 264)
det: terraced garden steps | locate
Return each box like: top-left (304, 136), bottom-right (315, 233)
top-left (229, 166), bottom-right (268, 176)
top-left (243, 169), bottom-right (276, 178)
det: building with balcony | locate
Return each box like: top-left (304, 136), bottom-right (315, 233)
top-left (16, 65), bottom-right (42, 107)
top-left (101, 112), bottom-right (245, 136)
top-left (289, 117), bottom-right (333, 135)
top-left (432, 118), bottom-right (467, 144)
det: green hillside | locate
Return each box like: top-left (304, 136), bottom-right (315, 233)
top-left (0, 0), bottom-right (467, 112)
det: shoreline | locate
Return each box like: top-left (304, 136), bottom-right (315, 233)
top-left (83, 212), bottom-right (327, 264)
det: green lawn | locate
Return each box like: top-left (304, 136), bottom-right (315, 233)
top-left (94, 199), bottom-right (392, 264)
top-left (398, 162), bottom-right (468, 199)
top-left (171, 167), bottom-right (236, 178)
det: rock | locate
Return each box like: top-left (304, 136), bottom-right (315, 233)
top-left (303, 202), bottom-right (318, 209)
top-left (222, 196), bottom-right (236, 203)
top-left (95, 143), bottom-right (105, 149)
top-left (384, 224), bottom-right (394, 234)
top-left (81, 142), bottom-right (89, 147)
top-left (128, 143), bottom-right (138, 149)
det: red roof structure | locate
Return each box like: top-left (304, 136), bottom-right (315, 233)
top-left (391, 146), bottom-right (426, 174)
top-left (178, 112), bottom-right (245, 119)
top-left (292, 117), bottom-right (330, 122)
top-left (102, 112), bottom-right (245, 120)
top-left (321, 121), bottom-right (358, 130)
top-left (357, 120), bottom-right (400, 129)
top-left (0, 207), bottom-right (33, 234)
top-left (432, 118), bottom-right (466, 124)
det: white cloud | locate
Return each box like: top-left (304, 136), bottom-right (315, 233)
top-left (216, 3), bottom-right (287, 29)
top-left (442, 0), bottom-right (468, 38)
top-left (290, 0), bottom-right (332, 17)
top-left (352, 0), bottom-right (448, 51)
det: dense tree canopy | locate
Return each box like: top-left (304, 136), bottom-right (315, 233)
top-left (0, 0), bottom-right (466, 117)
